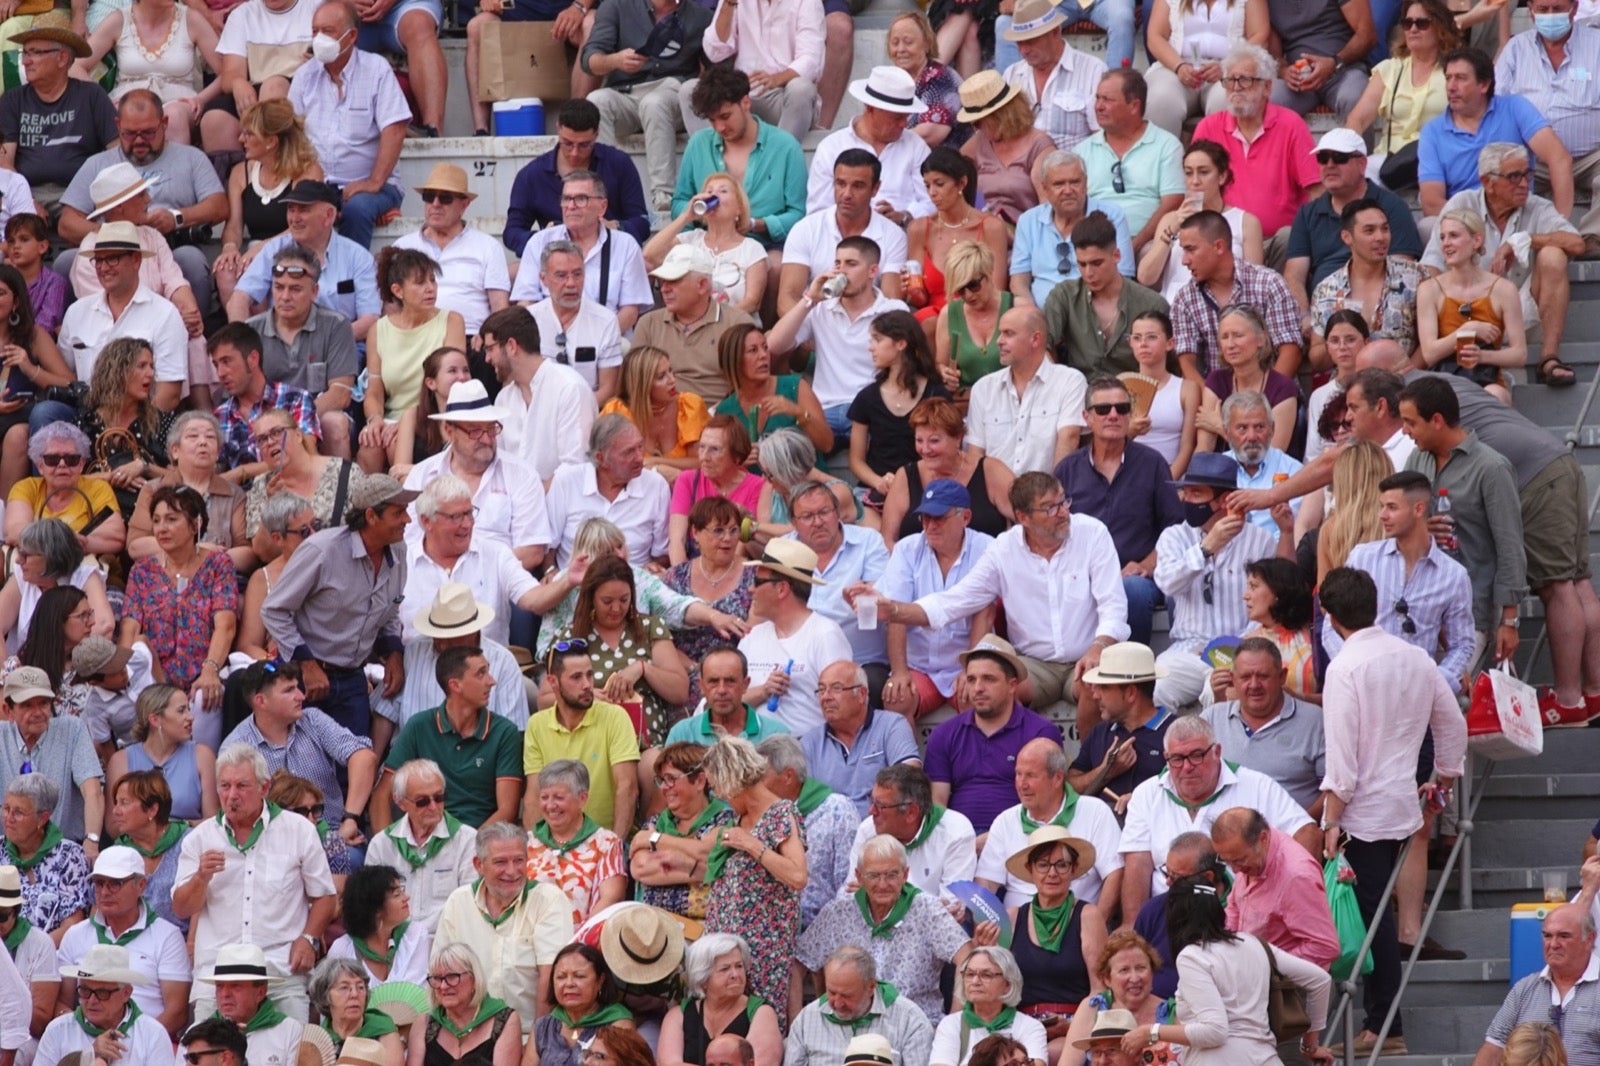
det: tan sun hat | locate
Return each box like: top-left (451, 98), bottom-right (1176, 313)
top-left (416, 163), bottom-right (474, 199)
top-left (1003, 0), bottom-right (1068, 39)
top-left (956, 70), bottom-right (1022, 123)
top-left (1004, 824), bottom-right (1097, 885)
top-left (412, 582), bottom-right (495, 640)
top-left (743, 538), bottom-right (827, 586)
top-left (1080, 641), bottom-right (1168, 686)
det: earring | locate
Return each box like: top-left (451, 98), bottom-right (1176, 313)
top-left (7, 312), bottom-right (18, 327)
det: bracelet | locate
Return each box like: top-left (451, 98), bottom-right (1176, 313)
top-left (1175, 62), bottom-right (1191, 73)
top-left (1499, 619), bottom-right (1518, 628)
top-left (202, 658), bottom-right (222, 672)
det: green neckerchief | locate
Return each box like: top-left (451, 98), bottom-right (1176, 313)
top-left (1020, 788), bottom-right (1080, 834)
top-left (530, 816), bottom-right (601, 855)
top-left (321, 1009), bottom-right (399, 1047)
top-left (387, 813), bottom-right (463, 870)
top-left (656, 799), bottom-right (729, 838)
top-left (1028, 893), bottom-right (1076, 952)
top-left (75, 1001), bottom-right (142, 1037)
top-left (94, 903), bottom-right (153, 947)
top-left (217, 803), bottom-right (280, 854)
top-left (115, 821), bottom-right (185, 860)
top-left (1159, 762), bottom-right (1240, 812)
top-left (905, 806), bottom-right (946, 853)
top-left (473, 879), bottom-right (535, 928)
top-left (352, 921), bottom-right (410, 966)
top-left (431, 996), bottom-right (508, 1039)
top-left (315, 819), bottom-right (332, 839)
top-left (4, 821), bottom-right (63, 870)
top-left (551, 1002), bottom-right (633, 1029)
top-left (796, 778), bottom-right (834, 817)
top-left (855, 883), bottom-right (920, 938)
top-left (702, 829), bottom-right (734, 884)
top-left (2, 915), bottom-right (33, 954)
top-left (227, 997), bottom-right (289, 1035)
top-left (962, 1003), bottom-right (1017, 1034)
top-left (820, 982), bottom-right (899, 1032)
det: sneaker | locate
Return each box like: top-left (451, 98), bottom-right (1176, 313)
top-left (1541, 689), bottom-right (1589, 728)
top-left (1400, 935), bottom-right (1467, 960)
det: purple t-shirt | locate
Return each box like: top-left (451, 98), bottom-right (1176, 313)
top-left (923, 703), bottom-right (1065, 833)
top-left (1204, 368), bottom-right (1299, 410)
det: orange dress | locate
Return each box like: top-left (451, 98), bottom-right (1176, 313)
top-left (599, 392), bottom-right (710, 459)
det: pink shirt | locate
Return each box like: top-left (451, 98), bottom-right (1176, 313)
top-left (1192, 104), bottom-right (1321, 236)
top-left (1225, 828), bottom-right (1341, 970)
top-left (670, 467), bottom-right (766, 518)
top-left (1320, 626), bottom-right (1467, 842)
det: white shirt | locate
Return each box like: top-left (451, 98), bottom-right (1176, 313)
top-left (233, 1018), bottom-right (305, 1066)
top-left (965, 361), bottom-right (1087, 475)
top-left (497, 359), bottom-right (598, 482)
top-left (806, 126), bottom-right (935, 218)
top-left (918, 519), bottom-right (1129, 663)
top-left (57, 906), bottom-right (191, 1019)
top-left (781, 208), bottom-right (910, 281)
top-left (0, 169), bottom-right (35, 232)
top-left (174, 805), bottom-right (336, 990)
top-left (931, 1009), bottom-right (1048, 1066)
top-left (392, 226), bottom-right (512, 337)
top-left (36, 1009), bottom-right (173, 1066)
top-left (216, 0), bottom-right (315, 84)
top-left (544, 462), bottom-right (671, 568)
top-left (58, 283), bottom-right (189, 385)
top-left (1379, 425), bottom-right (1416, 471)
top-left (287, 47), bottom-right (411, 189)
top-left (364, 816), bottom-right (479, 932)
top-left (974, 794), bottom-right (1124, 905)
top-left (1003, 46), bottom-right (1105, 152)
top-left (434, 879), bottom-right (575, 1033)
top-left (0, 936), bottom-right (31, 1053)
top-left (1153, 519), bottom-right (1278, 649)
top-left (372, 637), bottom-right (530, 729)
top-left (879, 529), bottom-right (996, 694)
top-left (1120, 763), bottom-right (1313, 894)
top-left (527, 297), bottom-right (624, 392)
top-left (402, 449), bottom-right (552, 556)
top-left (510, 226), bottom-right (653, 315)
top-left (700, 0), bottom-right (823, 81)
top-left (328, 918), bottom-right (432, 986)
top-left (792, 290), bottom-right (912, 409)
top-left (844, 807), bottom-right (976, 904)
top-left (400, 539), bottom-right (540, 649)
top-left (739, 611), bottom-right (854, 734)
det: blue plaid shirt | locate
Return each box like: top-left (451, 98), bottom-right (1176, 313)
top-left (215, 380), bottom-right (321, 470)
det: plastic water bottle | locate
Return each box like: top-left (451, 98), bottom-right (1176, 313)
top-left (767, 659), bottom-right (793, 713)
top-left (1435, 489), bottom-right (1459, 552)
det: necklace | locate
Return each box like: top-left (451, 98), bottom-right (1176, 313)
top-left (162, 550), bottom-right (200, 594)
top-left (698, 556), bottom-right (737, 586)
top-left (939, 210), bottom-right (976, 230)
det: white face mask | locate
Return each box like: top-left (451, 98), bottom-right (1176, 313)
top-left (310, 30), bottom-right (349, 64)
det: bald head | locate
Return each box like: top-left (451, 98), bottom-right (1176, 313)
top-left (1355, 339), bottom-right (1408, 373)
top-left (1211, 807), bottom-right (1266, 844)
top-left (705, 1035), bottom-right (755, 1066)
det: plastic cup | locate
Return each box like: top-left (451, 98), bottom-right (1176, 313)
top-left (1544, 869), bottom-right (1569, 904)
top-left (856, 596), bottom-right (879, 631)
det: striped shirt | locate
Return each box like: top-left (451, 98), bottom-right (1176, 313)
top-left (1153, 520), bottom-right (1280, 650)
top-left (1170, 260), bottom-right (1303, 375)
top-left (1328, 538), bottom-right (1476, 692)
top-left (222, 710), bottom-right (373, 827)
top-left (784, 987), bottom-right (935, 1066)
top-left (1485, 957), bottom-right (1600, 1063)
top-left (1496, 21), bottom-right (1600, 156)
top-left (1003, 47), bottom-right (1106, 153)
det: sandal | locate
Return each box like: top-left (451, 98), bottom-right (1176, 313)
top-left (1537, 356), bottom-right (1578, 387)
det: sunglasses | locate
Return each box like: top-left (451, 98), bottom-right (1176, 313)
top-left (1394, 597), bottom-right (1418, 636)
top-left (421, 190), bottom-right (462, 205)
top-left (751, 576), bottom-right (786, 587)
top-left (1399, 15), bottom-right (1433, 27)
top-left (272, 264), bottom-right (315, 279)
top-left (288, 525), bottom-right (317, 539)
top-left (289, 803), bottom-right (324, 820)
top-left (1316, 151), bottom-right (1359, 165)
top-left (39, 453), bottom-right (84, 467)
top-left (1111, 159), bottom-right (1126, 195)
top-left (183, 1051), bottom-right (228, 1064)
top-left (957, 277), bottom-right (984, 297)
top-left (1055, 240), bottom-right (1075, 276)
top-left (410, 792), bottom-right (447, 808)
top-left (1089, 402), bottom-right (1132, 416)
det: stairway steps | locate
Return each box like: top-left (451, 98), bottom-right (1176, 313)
top-left (1398, 1004), bottom-right (1501, 1055)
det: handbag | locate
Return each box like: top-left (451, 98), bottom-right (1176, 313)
top-left (1255, 935), bottom-right (1311, 1042)
top-left (1467, 662), bottom-right (1544, 759)
top-left (1378, 141), bottom-right (1419, 190)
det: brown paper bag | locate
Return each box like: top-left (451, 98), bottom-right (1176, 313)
top-left (477, 20), bottom-right (574, 103)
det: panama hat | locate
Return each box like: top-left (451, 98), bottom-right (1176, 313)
top-left (956, 71), bottom-right (1022, 123)
top-left (429, 379), bottom-right (506, 423)
top-left (1074, 1008), bottom-right (1140, 1049)
top-left (1080, 642), bottom-right (1168, 686)
top-left (86, 162), bottom-right (153, 220)
top-left (599, 904), bottom-right (686, 986)
top-left (848, 66), bottom-right (923, 115)
top-left (415, 163), bottom-right (474, 198)
top-left (413, 582), bottom-right (495, 640)
top-left (60, 944), bottom-right (154, 986)
top-left (1004, 824), bottom-right (1097, 885)
top-left (744, 539), bottom-right (826, 586)
top-left (86, 221), bottom-right (155, 259)
top-left (196, 944), bottom-right (287, 984)
top-left (1003, 0), bottom-right (1068, 39)
top-left (958, 635), bottom-right (1029, 684)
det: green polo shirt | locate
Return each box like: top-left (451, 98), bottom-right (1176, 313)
top-left (662, 705), bottom-right (792, 747)
top-left (523, 701), bottom-right (642, 830)
top-left (384, 706), bottom-right (523, 826)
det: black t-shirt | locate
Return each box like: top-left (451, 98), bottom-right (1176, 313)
top-left (0, 79), bottom-right (117, 187)
top-left (847, 377), bottom-right (951, 477)
top-left (1070, 708), bottom-right (1176, 800)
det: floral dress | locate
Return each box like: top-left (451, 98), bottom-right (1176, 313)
top-left (704, 799), bottom-right (804, 1031)
top-left (5, 837), bottom-right (92, 932)
top-left (560, 614), bottom-right (680, 746)
top-left (121, 551), bottom-right (238, 690)
top-left (661, 563), bottom-right (754, 709)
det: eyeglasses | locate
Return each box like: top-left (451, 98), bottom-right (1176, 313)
top-left (39, 453), bottom-right (84, 467)
top-left (1458, 302), bottom-right (1474, 319)
top-left (252, 425), bottom-right (291, 448)
top-left (701, 524), bottom-right (740, 539)
top-left (554, 331), bottom-right (570, 364)
top-left (427, 971), bottom-right (467, 988)
top-left (409, 792), bottom-right (447, 807)
top-left (183, 1050), bottom-right (228, 1064)
top-left (816, 682), bottom-right (865, 696)
top-left (1030, 499), bottom-right (1069, 516)
top-left (552, 638), bottom-right (588, 654)
top-left (1551, 1003), bottom-right (1566, 1034)
top-left (962, 968), bottom-right (1005, 981)
top-left (1399, 15), bottom-right (1434, 27)
top-left (560, 194), bottom-right (597, 207)
top-left (434, 506), bottom-right (479, 524)
top-left (1111, 160), bottom-right (1126, 196)
top-left (1202, 569), bottom-right (1215, 606)
top-left (751, 576), bottom-right (785, 587)
top-left (91, 875), bottom-right (139, 890)
top-left (1316, 151), bottom-right (1359, 165)
top-left (79, 985), bottom-right (122, 1002)
top-left (271, 264), bottom-right (316, 279)
top-left (289, 803), bottom-right (324, 820)
top-left (1157, 863), bottom-right (1192, 881)
top-left (288, 525), bottom-right (317, 539)
top-left (1394, 597), bottom-right (1418, 636)
top-left (20, 47), bottom-right (63, 58)
top-left (1029, 859), bottom-right (1075, 874)
top-left (791, 508), bottom-right (835, 525)
top-left (1166, 747), bottom-right (1213, 768)
top-left (867, 798), bottom-right (912, 813)
top-left (121, 127), bottom-right (160, 141)
top-left (421, 191), bottom-right (461, 205)
top-left (859, 870), bottom-right (903, 884)
top-left (1221, 74), bottom-right (1265, 89)
top-left (654, 772), bottom-right (695, 789)
top-left (581, 1049), bottom-right (612, 1064)
top-left (72, 608), bottom-right (96, 625)
top-left (1089, 402), bottom-right (1132, 416)
top-left (1492, 169), bottom-right (1532, 184)
top-left (453, 422), bottom-right (502, 440)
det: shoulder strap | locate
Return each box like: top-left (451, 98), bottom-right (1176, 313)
top-left (598, 232), bottom-right (612, 306)
top-left (330, 459), bottom-right (354, 526)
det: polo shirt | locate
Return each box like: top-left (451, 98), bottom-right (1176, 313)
top-left (1484, 956), bottom-right (1600, 1063)
top-left (1077, 123), bottom-right (1185, 235)
top-left (57, 284), bottom-right (188, 387)
top-left (35, 1008), bottom-right (172, 1066)
top-left (1070, 706), bottom-right (1176, 801)
top-left (56, 906), bottom-right (190, 1018)
top-left (843, 804), bottom-right (978, 903)
top-left (509, 226), bottom-right (653, 314)
top-left (1200, 697), bottom-right (1327, 811)
top-left (497, 359), bottom-right (597, 483)
top-left (1011, 198), bottom-right (1135, 308)
top-left (791, 290), bottom-right (912, 409)
top-left (780, 208), bottom-right (909, 289)
top-left (249, 304), bottom-right (361, 394)
top-left (792, 526), bottom-right (891, 665)
top-left (1054, 441), bottom-right (1185, 565)
top-left (392, 225), bottom-right (512, 336)
top-left (1495, 21), bottom-right (1600, 157)
top-left (1043, 276), bottom-right (1171, 377)
top-left (401, 449), bottom-right (552, 558)
top-left (544, 461), bottom-right (671, 568)
top-left (238, 232), bottom-right (381, 328)
top-left (878, 529), bottom-right (997, 694)
top-left (633, 302), bottom-right (756, 409)
top-left (663, 705), bottom-right (792, 746)
top-left (527, 296), bottom-right (623, 393)
top-left (385, 705), bottom-right (524, 827)
top-left (1192, 104), bottom-right (1321, 235)
top-left (1399, 370), bottom-right (1563, 491)
top-left (434, 879), bottom-right (575, 1033)
top-left (973, 793), bottom-right (1125, 905)
top-left (1120, 762), bottom-right (1314, 894)
top-left (673, 118), bottom-right (808, 247)
top-left (0, 718), bottom-right (101, 840)
top-left (1418, 95), bottom-right (1551, 198)
top-left (222, 709), bottom-right (372, 826)
top-left (966, 360), bottom-right (1088, 475)
top-left (522, 701), bottom-right (642, 829)
top-left (504, 143), bottom-right (649, 253)
top-left (923, 703), bottom-right (1063, 832)
top-left (799, 709), bottom-right (921, 817)
top-left (1286, 183), bottom-right (1425, 290)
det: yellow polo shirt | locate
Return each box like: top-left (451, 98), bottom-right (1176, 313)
top-left (522, 701), bottom-right (641, 829)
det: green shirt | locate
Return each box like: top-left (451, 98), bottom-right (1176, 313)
top-left (663, 705), bottom-right (792, 747)
top-left (672, 118), bottom-right (807, 245)
top-left (1043, 276), bottom-right (1171, 378)
top-left (384, 706), bottom-right (524, 827)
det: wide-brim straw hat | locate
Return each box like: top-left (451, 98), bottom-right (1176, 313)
top-left (743, 539), bottom-right (826, 586)
top-left (1004, 824), bottom-right (1097, 885)
top-left (956, 70), bottom-right (1022, 123)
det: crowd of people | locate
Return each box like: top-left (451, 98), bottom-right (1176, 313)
top-left (0, 0), bottom-right (1594, 1061)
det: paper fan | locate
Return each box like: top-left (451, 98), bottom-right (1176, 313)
top-left (370, 980), bottom-right (432, 1026)
top-left (1201, 636), bottom-right (1242, 669)
top-left (297, 1025), bottom-right (337, 1066)
top-left (1118, 372), bottom-right (1159, 421)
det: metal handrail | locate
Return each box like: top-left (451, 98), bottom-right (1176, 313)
top-left (1330, 758), bottom-right (1498, 1066)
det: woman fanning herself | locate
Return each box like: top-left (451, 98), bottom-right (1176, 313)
top-left (849, 310), bottom-right (948, 511)
top-left (1127, 310), bottom-right (1199, 478)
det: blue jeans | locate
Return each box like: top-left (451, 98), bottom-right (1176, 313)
top-left (333, 182), bottom-right (404, 249)
top-left (1123, 574), bottom-right (1161, 647)
top-left (29, 399), bottom-right (75, 435)
top-left (993, 18), bottom-right (1020, 74)
top-left (995, 0), bottom-right (1135, 69)
top-left (822, 403), bottom-right (852, 454)
top-left (319, 667), bottom-right (373, 737)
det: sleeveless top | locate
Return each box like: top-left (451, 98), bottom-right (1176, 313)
top-left (898, 458), bottom-right (1008, 540)
top-left (242, 162), bottom-right (293, 243)
top-left (424, 1007), bottom-right (515, 1066)
top-left (1169, 0), bottom-right (1244, 62)
top-left (112, 5), bottom-right (195, 104)
top-left (1141, 374), bottom-right (1183, 465)
top-left (914, 252), bottom-right (948, 325)
top-left (125, 740), bottom-right (205, 822)
top-left (376, 310), bottom-right (453, 417)
top-left (1435, 286), bottom-right (1507, 384)
top-left (947, 291), bottom-right (1013, 388)
top-left (1012, 899), bottom-right (1092, 1008)
top-left (532, 1014), bottom-right (601, 1066)
top-left (681, 997), bottom-right (761, 1066)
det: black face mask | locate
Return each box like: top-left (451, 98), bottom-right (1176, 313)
top-left (1183, 500), bottom-right (1215, 527)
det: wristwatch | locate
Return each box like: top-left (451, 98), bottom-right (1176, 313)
top-left (173, 210), bottom-right (185, 228)
top-left (649, 831), bottom-right (662, 851)
top-left (85, 832), bottom-right (101, 843)
top-left (299, 934), bottom-right (323, 953)
top-left (1148, 1024), bottom-right (1160, 1046)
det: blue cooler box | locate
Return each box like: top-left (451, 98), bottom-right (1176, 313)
top-left (494, 98), bottom-right (544, 136)
top-left (1511, 903), bottom-right (1557, 985)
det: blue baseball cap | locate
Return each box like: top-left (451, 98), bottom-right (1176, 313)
top-left (912, 478), bottom-right (971, 517)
